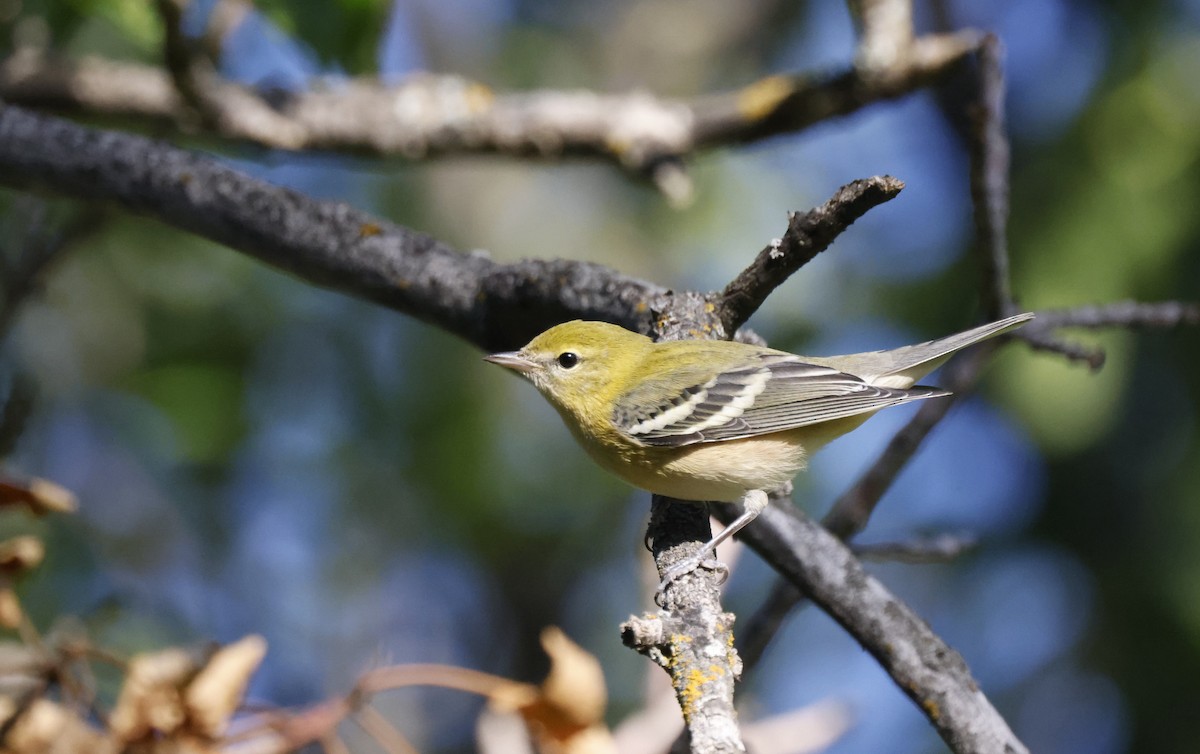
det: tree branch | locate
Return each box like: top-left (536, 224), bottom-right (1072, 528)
top-left (717, 500), bottom-right (1029, 754)
top-left (9, 101), bottom-right (1187, 754)
top-left (736, 342), bottom-right (997, 673)
top-left (1031, 300), bottom-right (1200, 330)
top-left (853, 532), bottom-right (978, 563)
top-left (0, 103), bottom-right (660, 351)
top-left (718, 175), bottom-right (905, 334)
top-left (967, 34), bottom-right (1014, 320)
top-left (1, 29), bottom-right (977, 175)
top-left (849, 0), bottom-right (916, 72)
top-left (821, 342), bottom-right (995, 539)
top-left (623, 498), bottom-right (744, 754)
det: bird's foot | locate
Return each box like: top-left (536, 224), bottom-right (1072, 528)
top-left (654, 557), bottom-right (729, 606)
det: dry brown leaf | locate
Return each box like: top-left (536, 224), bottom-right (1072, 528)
top-left (485, 678), bottom-right (540, 714)
top-left (184, 634), bottom-right (267, 737)
top-left (0, 536), bottom-right (45, 574)
top-left (491, 627), bottom-right (615, 754)
top-left (0, 586), bottom-right (23, 629)
top-left (0, 477), bottom-right (78, 516)
top-left (109, 647), bottom-right (201, 742)
top-left (5, 698), bottom-right (113, 754)
top-left (537, 627), bottom-right (606, 729)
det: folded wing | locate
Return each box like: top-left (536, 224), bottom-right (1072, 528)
top-left (613, 353), bottom-right (947, 447)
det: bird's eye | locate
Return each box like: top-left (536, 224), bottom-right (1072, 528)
top-left (557, 352), bottom-right (579, 369)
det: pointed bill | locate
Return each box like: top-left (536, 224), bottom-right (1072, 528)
top-left (484, 351), bottom-right (538, 374)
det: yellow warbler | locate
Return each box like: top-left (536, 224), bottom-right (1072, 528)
top-left (486, 313), bottom-right (1032, 595)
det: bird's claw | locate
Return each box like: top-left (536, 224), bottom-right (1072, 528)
top-left (654, 556), bottom-right (730, 606)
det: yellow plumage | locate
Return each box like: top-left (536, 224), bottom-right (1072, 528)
top-left (484, 314), bottom-right (1032, 595)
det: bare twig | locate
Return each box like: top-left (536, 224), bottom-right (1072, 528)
top-left (1014, 301), bottom-right (1200, 371)
top-left (822, 343), bottom-right (995, 538)
top-left (1033, 300), bottom-right (1200, 330)
top-left (737, 343), bottom-right (995, 672)
top-left (968, 34), bottom-right (1014, 320)
top-left (718, 176), bottom-right (905, 334)
top-left (153, 0), bottom-right (208, 114)
top-left (690, 30), bottom-right (979, 149)
top-left (1016, 329), bottom-right (1106, 370)
top-left (853, 532), bottom-right (979, 563)
top-left (849, 0), bottom-right (916, 71)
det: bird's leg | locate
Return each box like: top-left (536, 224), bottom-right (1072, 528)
top-left (655, 489), bottom-right (769, 605)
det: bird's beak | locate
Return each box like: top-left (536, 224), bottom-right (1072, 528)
top-left (483, 351), bottom-right (538, 374)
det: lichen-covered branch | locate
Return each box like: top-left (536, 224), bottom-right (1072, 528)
top-left (0, 28), bottom-right (977, 176)
top-left (623, 498), bottom-right (743, 754)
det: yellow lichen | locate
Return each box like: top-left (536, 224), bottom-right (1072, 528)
top-left (922, 697), bottom-right (941, 721)
top-left (736, 76), bottom-right (796, 121)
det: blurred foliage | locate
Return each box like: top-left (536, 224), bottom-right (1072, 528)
top-left (256, 0), bottom-right (390, 74)
top-left (2, 0), bottom-right (1200, 753)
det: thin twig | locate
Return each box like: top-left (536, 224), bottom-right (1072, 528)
top-left (968, 34), bottom-right (1014, 320)
top-left (822, 343), bottom-right (994, 538)
top-left (849, 0), bottom-right (916, 71)
top-left (737, 343), bottom-right (995, 672)
top-left (153, 0), bottom-right (207, 113)
top-left (1016, 329), bottom-right (1106, 370)
top-left (1034, 300), bottom-right (1200, 330)
top-left (853, 532), bottom-right (979, 563)
top-left (718, 176), bottom-right (905, 334)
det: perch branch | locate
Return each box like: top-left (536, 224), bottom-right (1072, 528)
top-left (623, 497), bottom-right (744, 754)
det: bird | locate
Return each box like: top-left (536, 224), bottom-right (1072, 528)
top-left (485, 312), bottom-right (1033, 600)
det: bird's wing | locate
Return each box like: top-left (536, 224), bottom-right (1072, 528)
top-left (612, 353), bottom-right (947, 447)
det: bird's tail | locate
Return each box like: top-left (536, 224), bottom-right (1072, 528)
top-left (854, 312), bottom-right (1034, 388)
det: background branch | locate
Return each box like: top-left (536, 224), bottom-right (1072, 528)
top-left (0, 29), bottom-right (977, 180)
top-left (967, 34), bottom-right (1014, 320)
top-left (0, 103), bottom-right (660, 351)
top-left (719, 501), bottom-right (1029, 754)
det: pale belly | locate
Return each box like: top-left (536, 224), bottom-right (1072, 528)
top-left (574, 415), bottom-right (874, 503)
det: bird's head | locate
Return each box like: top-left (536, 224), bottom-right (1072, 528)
top-left (484, 320), bottom-right (650, 406)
